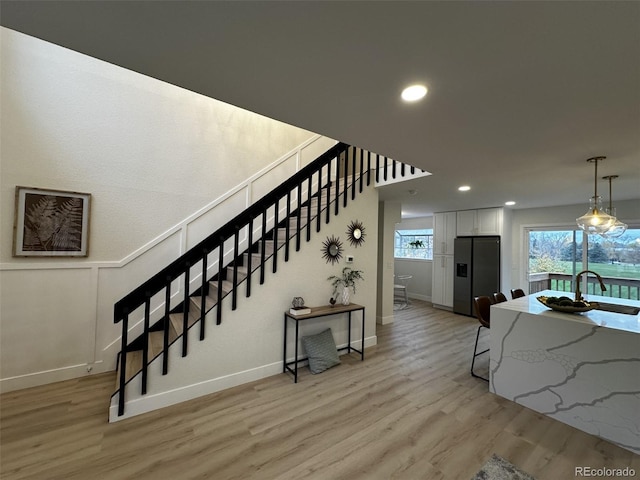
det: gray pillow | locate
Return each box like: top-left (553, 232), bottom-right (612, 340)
top-left (301, 328), bottom-right (340, 374)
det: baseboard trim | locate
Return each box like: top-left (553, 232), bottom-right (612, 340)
top-left (109, 362), bottom-right (282, 422)
top-left (0, 361), bottom-right (105, 394)
top-left (109, 335), bottom-right (378, 423)
top-left (408, 293), bottom-right (431, 302)
top-left (377, 314), bottom-right (394, 325)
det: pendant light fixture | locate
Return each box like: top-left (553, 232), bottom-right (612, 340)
top-left (600, 175), bottom-right (628, 238)
top-left (576, 156), bottom-right (616, 234)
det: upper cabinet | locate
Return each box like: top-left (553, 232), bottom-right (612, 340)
top-left (456, 208), bottom-right (503, 236)
top-left (433, 211), bottom-right (457, 254)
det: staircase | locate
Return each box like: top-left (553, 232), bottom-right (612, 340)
top-left (111, 143), bottom-right (424, 418)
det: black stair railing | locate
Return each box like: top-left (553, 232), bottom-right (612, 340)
top-left (113, 142), bottom-right (423, 416)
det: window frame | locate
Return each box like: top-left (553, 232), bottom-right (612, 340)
top-left (394, 229), bottom-right (434, 260)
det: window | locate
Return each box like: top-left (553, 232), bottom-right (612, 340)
top-left (395, 229), bottom-right (433, 260)
top-left (525, 226), bottom-right (640, 300)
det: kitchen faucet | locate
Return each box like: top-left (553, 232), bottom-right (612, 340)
top-left (574, 270), bottom-right (607, 301)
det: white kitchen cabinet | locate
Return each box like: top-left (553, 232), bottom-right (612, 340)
top-left (456, 208), bottom-right (502, 236)
top-left (433, 211), bottom-right (457, 254)
top-left (432, 254), bottom-right (454, 308)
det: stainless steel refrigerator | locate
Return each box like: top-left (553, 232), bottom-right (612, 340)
top-left (453, 236), bottom-right (501, 316)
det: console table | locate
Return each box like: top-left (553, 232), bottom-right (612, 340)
top-left (283, 303), bottom-right (365, 383)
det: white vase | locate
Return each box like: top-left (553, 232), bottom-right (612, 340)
top-left (341, 286), bottom-right (351, 305)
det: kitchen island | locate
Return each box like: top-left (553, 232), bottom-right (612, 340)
top-left (490, 290), bottom-right (640, 454)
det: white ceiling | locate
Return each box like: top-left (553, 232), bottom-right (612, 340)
top-left (2, 1), bottom-right (639, 217)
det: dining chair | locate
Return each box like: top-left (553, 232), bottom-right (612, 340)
top-left (471, 295), bottom-right (492, 382)
top-left (393, 275), bottom-right (412, 309)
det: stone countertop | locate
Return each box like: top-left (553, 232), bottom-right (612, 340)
top-left (492, 289), bottom-right (640, 334)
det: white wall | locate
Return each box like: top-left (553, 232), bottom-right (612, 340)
top-left (393, 216), bottom-right (433, 302)
top-left (508, 199), bottom-right (640, 293)
top-left (0, 28), bottom-right (332, 391)
top-left (376, 201), bottom-right (401, 324)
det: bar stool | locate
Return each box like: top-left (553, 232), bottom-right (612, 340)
top-left (493, 292), bottom-right (507, 304)
top-left (471, 295), bottom-right (491, 382)
top-left (511, 288), bottom-right (526, 299)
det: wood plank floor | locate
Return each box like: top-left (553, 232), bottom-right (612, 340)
top-left (1, 301), bottom-right (638, 479)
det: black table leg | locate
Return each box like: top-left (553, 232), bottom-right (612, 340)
top-left (347, 311), bottom-right (352, 355)
top-left (294, 319), bottom-right (299, 383)
top-left (283, 314), bottom-right (287, 373)
top-left (361, 308), bottom-right (365, 361)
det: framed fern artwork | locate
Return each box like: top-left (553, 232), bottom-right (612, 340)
top-left (13, 186), bottom-right (91, 257)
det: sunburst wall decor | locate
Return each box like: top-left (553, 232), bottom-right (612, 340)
top-left (346, 220), bottom-right (366, 247)
top-left (321, 235), bottom-right (343, 265)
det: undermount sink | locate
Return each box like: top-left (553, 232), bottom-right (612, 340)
top-left (593, 302), bottom-right (640, 316)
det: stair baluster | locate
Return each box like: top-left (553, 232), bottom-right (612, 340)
top-left (182, 263), bottom-right (190, 356)
top-left (260, 211), bottom-right (267, 284)
top-left (285, 192), bottom-right (291, 262)
top-left (296, 181), bottom-right (302, 252)
top-left (272, 200), bottom-right (278, 274)
top-left (142, 293), bottom-right (151, 395)
top-left (163, 276), bottom-right (171, 375)
top-left (343, 151), bottom-right (349, 208)
top-left (325, 160), bottom-right (332, 225)
top-left (117, 309), bottom-right (129, 416)
top-left (200, 251), bottom-right (208, 339)
top-left (246, 218), bottom-right (253, 297)
top-left (335, 155), bottom-right (341, 216)
top-left (306, 176), bottom-right (312, 242)
top-left (384, 154), bottom-right (388, 181)
top-left (351, 146), bottom-right (357, 200)
top-left (216, 241), bottom-right (223, 325)
top-left (316, 168), bottom-right (322, 232)
top-left (232, 226), bottom-right (239, 311)
top-left (353, 149), bottom-right (364, 194)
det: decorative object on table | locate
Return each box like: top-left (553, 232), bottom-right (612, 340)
top-left (290, 297), bottom-right (311, 315)
top-left (345, 219), bottom-right (366, 247)
top-left (536, 295), bottom-right (598, 314)
top-left (470, 454), bottom-right (536, 480)
top-left (328, 266), bottom-right (364, 305)
top-left (300, 328), bottom-right (340, 374)
top-left (600, 175), bottom-right (628, 238)
top-left (290, 306), bottom-right (311, 315)
top-left (321, 235), bottom-right (343, 264)
top-left (329, 297), bottom-right (336, 307)
top-left (575, 156), bottom-right (616, 235)
top-left (13, 186), bottom-right (91, 257)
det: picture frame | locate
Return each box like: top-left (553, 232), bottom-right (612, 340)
top-left (13, 186), bottom-right (91, 257)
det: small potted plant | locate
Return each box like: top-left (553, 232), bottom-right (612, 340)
top-left (328, 267), bottom-right (364, 305)
top-left (408, 240), bottom-right (425, 248)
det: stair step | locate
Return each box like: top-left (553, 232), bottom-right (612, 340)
top-left (114, 349), bottom-right (142, 390)
top-left (226, 264), bottom-right (248, 283)
top-left (148, 331), bottom-right (165, 358)
top-left (169, 310), bottom-right (200, 336)
top-left (243, 252), bottom-right (267, 273)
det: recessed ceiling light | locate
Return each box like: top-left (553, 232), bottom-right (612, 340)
top-left (505, 201), bottom-right (516, 206)
top-left (401, 84), bottom-right (427, 102)
top-left (458, 185), bottom-right (471, 192)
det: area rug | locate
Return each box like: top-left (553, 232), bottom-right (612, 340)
top-left (470, 454), bottom-right (536, 480)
